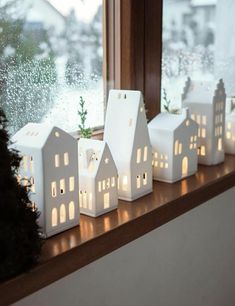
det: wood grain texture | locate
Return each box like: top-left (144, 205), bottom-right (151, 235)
top-left (1, 155), bottom-right (235, 305)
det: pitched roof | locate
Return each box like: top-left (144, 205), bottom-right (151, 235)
top-left (12, 123), bottom-right (60, 149)
top-left (148, 109), bottom-right (190, 131)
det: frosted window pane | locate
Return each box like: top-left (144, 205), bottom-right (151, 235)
top-left (0, 0), bottom-right (103, 134)
top-left (162, 0), bottom-right (233, 110)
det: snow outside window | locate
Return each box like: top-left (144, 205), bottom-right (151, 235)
top-left (0, 0), bottom-right (103, 134)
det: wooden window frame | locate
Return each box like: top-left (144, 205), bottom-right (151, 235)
top-left (104, 0), bottom-right (163, 120)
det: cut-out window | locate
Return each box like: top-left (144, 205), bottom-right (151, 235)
top-left (200, 146), bottom-right (206, 156)
top-left (136, 175), bottom-right (141, 189)
top-left (30, 177), bottom-right (36, 193)
top-left (102, 180), bottom-right (106, 190)
top-left (51, 182), bottom-right (57, 198)
top-left (179, 143), bottom-right (182, 155)
top-left (191, 114), bottom-right (195, 120)
top-left (227, 122), bottom-right (232, 130)
top-left (202, 116), bottom-right (207, 125)
top-left (186, 120), bottom-right (190, 126)
top-left (51, 208), bottom-right (58, 227)
top-left (136, 148), bottom-right (141, 164)
top-left (201, 128), bottom-right (206, 138)
top-left (55, 132), bottom-right (60, 137)
top-left (89, 193), bottom-right (92, 210)
top-left (194, 135), bottom-right (197, 142)
top-left (143, 173), bottom-right (147, 185)
top-left (154, 161), bottom-right (158, 167)
top-left (55, 154), bottom-right (60, 168)
top-left (143, 146), bottom-right (148, 162)
top-left (198, 128), bottom-right (201, 137)
top-left (64, 153), bottom-right (69, 166)
top-left (107, 178), bottom-right (110, 189)
top-left (69, 201), bottom-right (75, 220)
top-left (98, 181), bottom-right (102, 192)
top-left (122, 176), bottom-right (128, 191)
top-left (182, 156), bottom-right (188, 176)
top-left (174, 140), bottom-right (179, 155)
top-left (196, 114), bottom-right (201, 124)
top-left (218, 138), bottom-right (223, 151)
top-left (165, 163), bottom-right (169, 169)
top-left (111, 177), bottom-right (115, 187)
top-left (69, 177), bottom-right (75, 192)
top-left (140, 107), bottom-right (144, 112)
top-left (160, 162), bottom-right (164, 168)
top-left (164, 154), bottom-right (168, 161)
top-left (104, 192), bottom-right (110, 209)
top-left (190, 136), bottom-right (194, 142)
top-left (154, 152), bottom-right (158, 158)
top-left (31, 202), bottom-right (37, 212)
top-left (60, 179), bottom-right (65, 194)
top-left (105, 158), bottom-right (109, 164)
top-left (60, 204), bottom-right (66, 223)
top-left (227, 131), bottom-right (231, 139)
top-left (128, 118), bottom-right (133, 127)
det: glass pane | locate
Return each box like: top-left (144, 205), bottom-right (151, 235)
top-left (0, 0), bottom-right (103, 134)
top-left (162, 0), bottom-right (233, 110)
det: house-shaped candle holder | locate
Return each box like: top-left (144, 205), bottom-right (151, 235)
top-left (182, 78), bottom-right (226, 165)
top-left (78, 139), bottom-right (118, 217)
top-left (148, 108), bottom-right (198, 183)
top-left (104, 90), bottom-right (152, 201)
top-left (12, 123), bottom-right (79, 237)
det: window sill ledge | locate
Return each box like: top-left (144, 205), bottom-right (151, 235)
top-left (1, 155), bottom-right (235, 305)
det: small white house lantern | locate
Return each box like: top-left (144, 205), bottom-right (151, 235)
top-left (148, 109), bottom-right (198, 183)
top-left (225, 110), bottom-right (235, 154)
top-left (182, 78), bottom-right (226, 165)
top-left (104, 90), bottom-right (152, 201)
top-left (12, 123), bottom-right (79, 237)
top-left (78, 138), bottom-right (118, 217)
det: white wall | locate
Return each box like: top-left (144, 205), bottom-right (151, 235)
top-left (15, 187), bottom-right (235, 306)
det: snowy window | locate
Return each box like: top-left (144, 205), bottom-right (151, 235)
top-left (0, 0), bottom-right (104, 134)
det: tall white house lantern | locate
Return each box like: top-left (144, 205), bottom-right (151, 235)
top-left (78, 139), bottom-right (118, 217)
top-left (104, 90), bottom-right (152, 201)
top-left (12, 123), bottom-right (79, 238)
top-left (148, 109), bottom-right (198, 183)
top-left (182, 78), bottom-right (226, 165)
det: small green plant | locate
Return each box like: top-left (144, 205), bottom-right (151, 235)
top-left (78, 96), bottom-right (92, 138)
top-left (162, 88), bottom-right (180, 114)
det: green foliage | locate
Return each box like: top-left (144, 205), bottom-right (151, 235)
top-left (0, 109), bottom-right (42, 281)
top-left (162, 88), bottom-right (180, 114)
top-left (78, 96), bottom-right (92, 138)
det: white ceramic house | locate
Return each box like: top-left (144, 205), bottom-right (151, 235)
top-left (104, 90), bottom-right (152, 201)
top-left (78, 139), bottom-right (118, 217)
top-left (12, 123), bottom-right (79, 237)
top-left (148, 109), bottom-right (198, 183)
top-left (182, 78), bottom-right (226, 165)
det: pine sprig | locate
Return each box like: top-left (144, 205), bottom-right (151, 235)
top-left (78, 96), bottom-right (92, 138)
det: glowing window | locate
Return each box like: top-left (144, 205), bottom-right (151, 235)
top-left (55, 154), bottom-right (60, 167)
top-left (64, 152), bottom-right (69, 166)
top-left (164, 154), bottom-right (168, 160)
top-left (136, 175), bottom-right (141, 189)
top-left (154, 161), bottom-right (158, 167)
top-left (220, 114), bottom-right (223, 123)
top-left (160, 154), bottom-right (163, 160)
top-left (111, 177), bottom-right (115, 187)
top-left (227, 131), bottom-right (231, 139)
top-left (60, 204), bottom-right (66, 223)
top-left (174, 140), bottom-right (179, 155)
top-left (160, 162), bottom-right (164, 168)
top-left (60, 179), bottom-right (65, 194)
top-left (154, 152), bottom-right (158, 158)
top-left (218, 138), bottom-right (223, 151)
top-left (30, 177), bottom-right (35, 193)
top-left (128, 118), bottom-right (133, 127)
top-left (69, 177), bottom-right (75, 192)
top-left (179, 143), bottom-right (182, 154)
top-left (196, 115), bottom-right (201, 124)
top-left (193, 143), bottom-right (197, 149)
top-left (143, 146), bottom-right (148, 162)
top-left (219, 126), bottom-right (223, 135)
top-left (194, 135), bottom-right (197, 142)
top-left (190, 136), bottom-right (194, 142)
top-left (190, 144), bottom-right (193, 150)
top-left (227, 122), bottom-right (232, 130)
top-left (202, 116), bottom-right (207, 125)
top-left (107, 178), bottom-right (110, 189)
top-left (105, 158), bottom-right (109, 164)
top-left (122, 176), bottom-right (128, 191)
top-left (136, 148), bottom-right (141, 163)
top-left (165, 163), bottom-right (169, 169)
top-left (98, 181), bottom-right (101, 192)
top-left (198, 128), bottom-right (201, 137)
top-left (51, 208), bottom-right (58, 227)
top-left (140, 107), bottom-right (144, 112)
top-left (104, 192), bottom-right (110, 209)
top-left (51, 182), bottom-right (57, 198)
top-left (69, 201), bottom-right (75, 220)
top-left (143, 173), bottom-right (147, 185)
top-left (186, 120), bottom-right (190, 126)
top-left (201, 128), bottom-right (206, 138)
top-left (55, 132), bottom-right (60, 137)
top-left (200, 146), bottom-right (206, 156)
top-left (191, 114), bottom-right (195, 120)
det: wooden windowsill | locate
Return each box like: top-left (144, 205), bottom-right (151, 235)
top-left (1, 155), bottom-right (235, 305)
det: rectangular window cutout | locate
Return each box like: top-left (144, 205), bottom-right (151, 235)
top-left (174, 140), bottom-right (179, 155)
top-left (179, 143), bottom-right (182, 155)
top-left (60, 179), bottom-right (65, 194)
top-left (55, 154), bottom-right (60, 168)
top-left (111, 177), bottom-right (115, 187)
top-left (64, 152), bottom-right (69, 166)
top-left (51, 182), bottom-right (57, 198)
top-left (69, 177), bottom-right (75, 192)
top-left (202, 116), bottom-right (207, 125)
top-left (51, 208), bottom-right (58, 227)
top-left (143, 173), bottom-right (147, 185)
top-left (143, 146), bottom-right (148, 162)
top-left (122, 176), bottom-right (128, 191)
top-left (98, 181), bottom-right (102, 192)
top-left (218, 138), bottom-right (223, 151)
top-left (30, 177), bottom-right (35, 193)
top-left (104, 192), bottom-right (110, 209)
top-left (107, 178), bottom-right (110, 189)
top-left (136, 175), bottom-right (141, 189)
top-left (227, 131), bottom-right (231, 140)
top-left (200, 146), bottom-right (206, 156)
top-left (201, 128), bottom-right (206, 138)
top-left (102, 180), bottom-right (106, 190)
top-left (227, 122), bottom-right (232, 130)
top-left (136, 148), bottom-right (141, 164)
